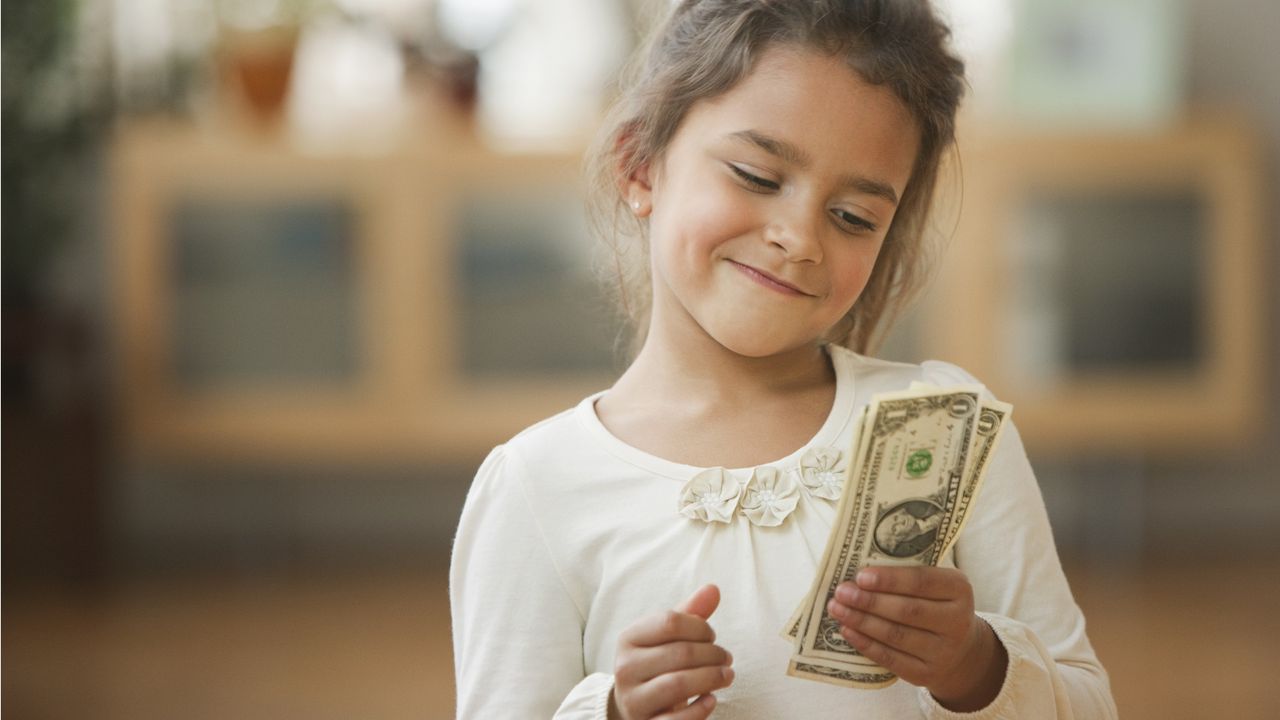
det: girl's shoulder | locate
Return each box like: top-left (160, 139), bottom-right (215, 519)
top-left (506, 400), bottom-right (588, 447)
top-left (481, 391), bottom-right (618, 484)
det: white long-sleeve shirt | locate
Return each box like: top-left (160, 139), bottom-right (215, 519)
top-left (450, 347), bottom-right (1117, 719)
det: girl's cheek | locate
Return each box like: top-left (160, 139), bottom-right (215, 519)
top-left (834, 248), bottom-right (877, 299)
top-left (683, 200), bottom-right (750, 254)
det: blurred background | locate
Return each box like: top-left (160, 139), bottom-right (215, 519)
top-left (3, 0), bottom-right (1277, 718)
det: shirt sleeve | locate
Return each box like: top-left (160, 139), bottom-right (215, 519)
top-left (450, 445), bottom-right (614, 719)
top-left (914, 361), bottom-right (1119, 720)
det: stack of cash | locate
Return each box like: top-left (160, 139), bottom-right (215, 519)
top-left (781, 384), bottom-right (1011, 688)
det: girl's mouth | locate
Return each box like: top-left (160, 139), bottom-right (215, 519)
top-left (728, 260), bottom-right (813, 297)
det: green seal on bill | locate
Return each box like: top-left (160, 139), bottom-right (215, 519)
top-left (905, 449), bottom-right (933, 477)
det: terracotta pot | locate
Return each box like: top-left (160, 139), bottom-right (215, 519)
top-left (222, 25), bottom-right (299, 125)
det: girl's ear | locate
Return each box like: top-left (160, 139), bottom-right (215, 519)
top-left (614, 122), bottom-right (654, 218)
top-left (626, 161), bottom-right (654, 218)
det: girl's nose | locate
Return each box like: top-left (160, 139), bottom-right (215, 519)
top-left (764, 207), bottom-right (823, 264)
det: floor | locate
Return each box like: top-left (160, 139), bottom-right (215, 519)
top-left (4, 561), bottom-right (1278, 719)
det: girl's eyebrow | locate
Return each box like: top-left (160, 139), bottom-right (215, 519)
top-left (727, 129), bottom-right (901, 206)
top-left (730, 129), bottom-right (811, 167)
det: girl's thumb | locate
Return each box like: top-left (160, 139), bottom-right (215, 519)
top-left (676, 583), bottom-right (721, 620)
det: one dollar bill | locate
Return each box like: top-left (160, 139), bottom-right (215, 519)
top-left (782, 384), bottom-right (1011, 689)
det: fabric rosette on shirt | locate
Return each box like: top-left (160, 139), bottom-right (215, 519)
top-left (797, 446), bottom-right (845, 501)
top-left (677, 446), bottom-right (846, 525)
top-left (677, 467), bottom-right (743, 523)
top-left (739, 466), bottom-right (801, 527)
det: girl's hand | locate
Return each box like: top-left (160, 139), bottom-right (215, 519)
top-left (825, 566), bottom-right (1008, 712)
top-left (609, 584), bottom-right (735, 720)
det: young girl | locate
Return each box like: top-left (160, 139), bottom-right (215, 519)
top-left (450, 1), bottom-right (1117, 718)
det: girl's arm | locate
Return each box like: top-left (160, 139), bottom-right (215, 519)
top-left (920, 361), bottom-right (1119, 719)
top-left (450, 446), bottom-right (613, 718)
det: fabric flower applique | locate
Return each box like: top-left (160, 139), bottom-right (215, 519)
top-left (678, 467), bottom-right (743, 523)
top-left (739, 466), bottom-right (800, 527)
top-left (797, 447), bottom-right (845, 501)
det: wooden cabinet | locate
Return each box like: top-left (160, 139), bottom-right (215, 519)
top-left (111, 119), bottom-right (614, 462)
top-left (918, 114), bottom-right (1267, 452)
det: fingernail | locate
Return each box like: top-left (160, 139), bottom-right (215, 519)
top-left (856, 569), bottom-right (877, 588)
top-left (722, 666), bottom-right (735, 683)
top-left (702, 694), bottom-right (717, 708)
top-left (724, 650), bottom-right (734, 665)
top-left (836, 585), bottom-right (855, 604)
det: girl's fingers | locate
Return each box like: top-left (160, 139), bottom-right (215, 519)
top-left (675, 584), bottom-right (721, 620)
top-left (833, 585), bottom-right (952, 633)
top-left (615, 642), bottom-right (733, 686)
top-left (828, 599), bottom-right (941, 659)
top-left (841, 625), bottom-right (931, 683)
top-left (854, 566), bottom-right (969, 602)
top-left (621, 610), bottom-right (716, 647)
top-left (631, 665), bottom-right (734, 717)
top-left (655, 693), bottom-right (717, 720)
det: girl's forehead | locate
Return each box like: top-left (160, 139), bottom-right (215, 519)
top-left (723, 46), bottom-right (904, 117)
top-left (675, 47), bottom-right (919, 185)
top-left (692, 49), bottom-right (912, 132)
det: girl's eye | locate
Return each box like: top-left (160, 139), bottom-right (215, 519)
top-left (729, 164), bottom-right (780, 192)
top-left (832, 208), bottom-right (877, 234)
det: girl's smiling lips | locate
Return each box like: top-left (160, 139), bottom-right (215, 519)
top-left (728, 260), bottom-right (815, 297)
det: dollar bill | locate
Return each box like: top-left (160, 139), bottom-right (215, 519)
top-left (783, 386), bottom-right (981, 640)
top-left (782, 385), bottom-right (1011, 689)
top-left (781, 389), bottom-right (1008, 642)
top-left (938, 401), bottom-right (1009, 553)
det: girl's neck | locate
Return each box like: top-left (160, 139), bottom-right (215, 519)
top-left (596, 320), bottom-right (839, 469)
top-left (612, 320), bottom-right (834, 410)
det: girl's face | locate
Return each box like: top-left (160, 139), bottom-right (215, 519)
top-left (631, 46), bottom-right (920, 358)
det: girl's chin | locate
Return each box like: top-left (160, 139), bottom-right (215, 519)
top-left (703, 323), bottom-right (817, 359)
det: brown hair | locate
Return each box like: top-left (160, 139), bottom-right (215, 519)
top-left (586, 0), bottom-right (966, 357)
